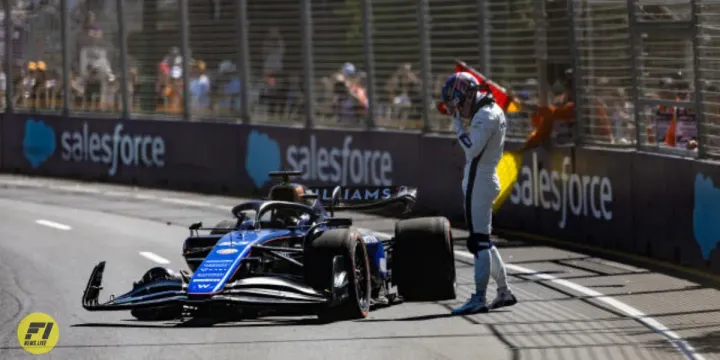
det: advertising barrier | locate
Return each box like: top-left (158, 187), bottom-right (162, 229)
top-left (3, 115), bottom-right (245, 194)
top-left (494, 146), bottom-right (720, 274)
top-left (241, 126), bottom-right (423, 197)
top-left (1, 114), bottom-right (718, 275)
top-left (1, 115), bottom-right (432, 202)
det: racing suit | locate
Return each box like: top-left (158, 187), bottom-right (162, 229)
top-left (451, 94), bottom-right (517, 314)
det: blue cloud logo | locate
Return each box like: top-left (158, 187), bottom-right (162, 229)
top-left (693, 173), bottom-right (720, 260)
top-left (22, 119), bottom-right (56, 168)
top-left (245, 130), bottom-right (281, 187)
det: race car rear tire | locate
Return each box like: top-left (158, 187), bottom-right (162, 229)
top-left (304, 229), bottom-right (371, 322)
top-left (210, 219), bottom-right (236, 235)
top-left (393, 216), bottom-right (456, 301)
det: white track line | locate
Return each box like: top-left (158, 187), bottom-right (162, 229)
top-left (160, 197), bottom-right (214, 207)
top-left (139, 252), bottom-right (171, 265)
top-left (455, 251), bottom-right (704, 360)
top-left (364, 229), bottom-right (705, 360)
top-left (1, 180), bottom-right (233, 211)
top-left (35, 219), bottom-right (72, 231)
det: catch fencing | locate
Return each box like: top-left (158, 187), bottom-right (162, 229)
top-left (2, 0), bottom-right (720, 159)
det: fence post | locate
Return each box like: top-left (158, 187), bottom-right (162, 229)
top-left (61, 0), bottom-right (71, 117)
top-left (116, 0), bottom-right (130, 120)
top-left (627, 0), bottom-right (642, 149)
top-left (4, 0), bottom-right (13, 115)
top-left (534, 0), bottom-right (548, 107)
top-left (361, 0), bottom-right (376, 129)
top-left (418, 0), bottom-right (432, 133)
top-left (691, 0), bottom-right (706, 158)
top-left (236, 0), bottom-right (251, 124)
top-left (300, 0), bottom-right (315, 129)
top-left (476, 0), bottom-right (490, 76)
top-left (567, 0), bottom-right (584, 145)
top-left (179, 0), bottom-right (191, 121)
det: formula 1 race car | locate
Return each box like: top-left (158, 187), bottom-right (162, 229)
top-left (82, 171), bottom-right (456, 322)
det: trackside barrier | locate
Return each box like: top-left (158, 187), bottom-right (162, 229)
top-left (1, 114), bottom-right (719, 275)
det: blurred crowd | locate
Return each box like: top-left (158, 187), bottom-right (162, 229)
top-left (2, 5), bottom-right (136, 113)
top-left (1, 2), bottom-right (707, 151)
top-left (8, 38), bottom-right (704, 153)
top-left (6, 13), bottom-right (428, 131)
top-left (483, 67), bottom-right (701, 152)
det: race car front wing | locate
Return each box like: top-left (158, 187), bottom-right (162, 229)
top-left (82, 261), bottom-right (334, 312)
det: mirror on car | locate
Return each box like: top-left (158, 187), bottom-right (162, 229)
top-left (331, 186), bottom-right (342, 205)
top-left (330, 186), bottom-right (342, 217)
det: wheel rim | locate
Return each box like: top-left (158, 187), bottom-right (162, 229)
top-left (353, 242), bottom-right (369, 311)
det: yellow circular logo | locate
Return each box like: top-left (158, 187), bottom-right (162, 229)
top-left (16, 312), bottom-right (59, 355)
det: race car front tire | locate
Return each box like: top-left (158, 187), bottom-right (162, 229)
top-left (393, 216), bottom-right (456, 301)
top-left (304, 229), bottom-right (371, 322)
top-left (130, 268), bottom-right (183, 321)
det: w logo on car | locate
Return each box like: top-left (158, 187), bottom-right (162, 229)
top-left (197, 284), bottom-right (212, 289)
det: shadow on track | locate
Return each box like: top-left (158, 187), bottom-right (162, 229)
top-left (71, 317), bottom-right (323, 329)
top-left (0, 332), bottom-right (489, 351)
top-left (359, 309), bottom-right (512, 323)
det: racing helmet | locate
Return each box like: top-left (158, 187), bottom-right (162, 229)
top-left (268, 183), bottom-right (315, 207)
top-left (267, 183), bottom-right (316, 227)
top-left (440, 72), bottom-right (481, 119)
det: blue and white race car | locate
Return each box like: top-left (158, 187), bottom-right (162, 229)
top-left (82, 171), bottom-right (457, 322)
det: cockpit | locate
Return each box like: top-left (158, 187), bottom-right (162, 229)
top-left (264, 183), bottom-right (320, 227)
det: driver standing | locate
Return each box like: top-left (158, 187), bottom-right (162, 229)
top-left (439, 72), bottom-right (518, 315)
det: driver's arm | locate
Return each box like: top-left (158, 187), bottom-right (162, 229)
top-left (453, 109), bottom-right (497, 159)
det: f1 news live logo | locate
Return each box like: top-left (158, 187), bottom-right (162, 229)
top-left (16, 312), bottom-right (59, 355)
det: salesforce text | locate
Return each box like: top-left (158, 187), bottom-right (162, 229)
top-left (61, 122), bottom-right (165, 176)
top-left (287, 135), bottom-right (393, 186)
top-left (510, 153), bottom-right (612, 229)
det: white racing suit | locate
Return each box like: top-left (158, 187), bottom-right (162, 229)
top-left (451, 95), bottom-right (517, 315)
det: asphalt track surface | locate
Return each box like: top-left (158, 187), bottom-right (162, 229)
top-left (0, 175), bottom-right (718, 360)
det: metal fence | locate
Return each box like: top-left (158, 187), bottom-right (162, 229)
top-left (2, 0), bottom-right (720, 158)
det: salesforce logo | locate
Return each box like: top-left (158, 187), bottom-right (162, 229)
top-left (22, 119), bottom-right (57, 168)
top-left (245, 130), bottom-right (282, 188)
top-left (244, 130), bottom-right (394, 187)
top-left (287, 135), bottom-right (393, 186)
top-left (510, 152), bottom-right (613, 229)
top-left (60, 122), bottom-right (166, 176)
top-left (693, 172), bottom-right (720, 260)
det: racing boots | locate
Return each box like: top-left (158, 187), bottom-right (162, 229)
top-left (489, 290), bottom-right (517, 310)
top-left (451, 293), bottom-right (489, 315)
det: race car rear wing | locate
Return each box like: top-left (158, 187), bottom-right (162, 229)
top-left (306, 185), bottom-right (417, 215)
top-left (267, 171), bottom-right (418, 215)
